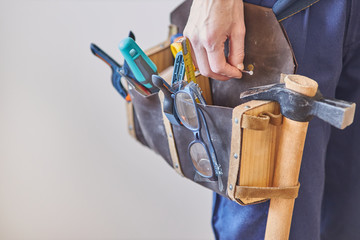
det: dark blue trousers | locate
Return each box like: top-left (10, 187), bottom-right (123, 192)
top-left (212, 0), bottom-right (360, 239)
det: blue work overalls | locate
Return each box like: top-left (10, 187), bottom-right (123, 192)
top-left (212, 0), bottom-right (360, 239)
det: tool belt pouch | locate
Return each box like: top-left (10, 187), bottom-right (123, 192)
top-left (125, 2), bottom-right (300, 206)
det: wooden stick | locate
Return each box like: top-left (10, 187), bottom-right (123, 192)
top-left (265, 75), bottom-right (318, 240)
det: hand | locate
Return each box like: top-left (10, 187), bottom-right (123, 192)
top-left (183, 0), bottom-right (245, 81)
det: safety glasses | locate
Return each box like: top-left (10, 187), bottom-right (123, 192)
top-left (174, 82), bottom-right (223, 189)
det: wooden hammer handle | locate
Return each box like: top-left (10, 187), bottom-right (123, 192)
top-left (264, 75), bottom-right (318, 240)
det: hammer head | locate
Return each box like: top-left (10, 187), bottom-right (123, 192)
top-left (240, 83), bottom-right (356, 129)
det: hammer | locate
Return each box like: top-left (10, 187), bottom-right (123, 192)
top-left (240, 74), bottom-right (356, 239)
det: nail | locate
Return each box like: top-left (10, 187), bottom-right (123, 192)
top-left (241, 70), bottom-right (254, 76)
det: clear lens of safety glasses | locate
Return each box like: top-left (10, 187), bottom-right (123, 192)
top-left (189, 142), bottom-right (212, 177)
top-left (174, 84), bottom-right (223, 191)
top-left (175, 92), bottom-right (199, 130)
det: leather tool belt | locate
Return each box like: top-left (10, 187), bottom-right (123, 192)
top-left (125, 2), bottom-right (301, 206)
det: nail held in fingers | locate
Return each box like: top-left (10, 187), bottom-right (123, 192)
top-left (237, 63), bottom-right (253, 76)
top-left (241, 69), bottom-right (254, 75)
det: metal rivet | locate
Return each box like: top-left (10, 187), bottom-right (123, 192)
top-left (244, 105), bottom-right (251, 109)
top-left (229, 184), bottom-right (233, 190)
top-left (235, 118), bottom-right (239, 124)
top-left (129, 125), bottom-right (133, 130)
top-left (175, 164), bottom-right (179, 169)
top-left (169, 133), bottom-right (173, 138)
top-left (234, 153), bottom-right (238, 159)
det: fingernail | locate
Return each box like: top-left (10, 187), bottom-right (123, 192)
top-left (237, 63), bottom-right (244, 71)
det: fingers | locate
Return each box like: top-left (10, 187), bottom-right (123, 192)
top-left (185, 35), bottom-right (231, 80)
top-left (184, 28), bottom-right (245, 80)
top-left (189, 41), bottom-right (243, 81)
top-left (207, 46), bottom-right (243, 79)
top-left (191, 43), bottom-right (232, 81)
top-left (183, 0), bottom-right (246, 81)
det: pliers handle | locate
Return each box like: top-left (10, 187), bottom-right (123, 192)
top-left (90, 43), bottom-right (131, 102)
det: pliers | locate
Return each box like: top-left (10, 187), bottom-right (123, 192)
top-left (90, 43), bottom-right (132, 102)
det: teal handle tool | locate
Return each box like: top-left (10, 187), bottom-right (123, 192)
top-left (119, 37), bottom-right (158, 92)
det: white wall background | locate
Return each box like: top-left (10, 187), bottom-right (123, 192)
top-left (0, 0), bottom-right (214, 239)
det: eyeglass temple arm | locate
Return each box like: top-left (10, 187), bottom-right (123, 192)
top-left (198, 108), bottom-right (222, 176)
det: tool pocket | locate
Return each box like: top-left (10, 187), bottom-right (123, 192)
top-left (128, 79), bottom-right (234, 196)
top-left (128, 89), bottom-right (173, 167)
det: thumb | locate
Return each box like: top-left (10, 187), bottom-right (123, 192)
top-left (228, 27), bottom-right (246, 71)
